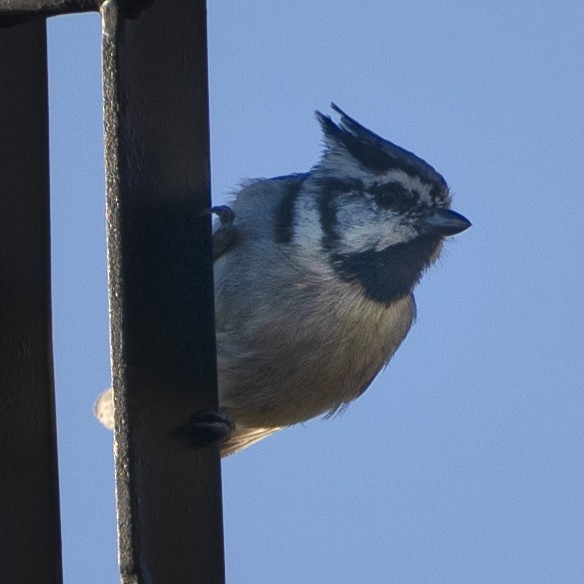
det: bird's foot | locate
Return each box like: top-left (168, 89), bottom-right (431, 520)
top-left (176, 409), bottom-right (234, 448)
top-left (209, 205), bottom-right (236, 260)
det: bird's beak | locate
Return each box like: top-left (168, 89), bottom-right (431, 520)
top-left (421, 209), bottom-right (472, 236)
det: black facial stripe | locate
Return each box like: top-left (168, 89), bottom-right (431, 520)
top-left (274, 175), bottom-right (307, 243)
top-left (317, 178), bottom-right (363, 250)
top-left (331, 235), bottom-right (440, 305)
top-left (368, 182), bottom-right (412, 212)
top-left (318, 186), bottom-right (339, 250)
top-left (368, 180), bottom-right (446, 212)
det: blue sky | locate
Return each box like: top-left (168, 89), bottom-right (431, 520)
top-left (47, 2), bottom-right (583, 582)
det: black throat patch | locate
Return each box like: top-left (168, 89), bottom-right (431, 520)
top-left (331, 236), bottom-right (441, 305)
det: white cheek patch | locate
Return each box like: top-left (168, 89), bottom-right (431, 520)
top-left (345, 221), bottom-right (418, 252)
top-left (293, 194), bottom-right (326, 250)
top-left (335, 196), bottom-right (418, 254)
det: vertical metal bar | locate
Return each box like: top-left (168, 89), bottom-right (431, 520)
top-left (101, 1), bottom-right (225, 582)
top-left (0, 19), bottom-right (63, 584)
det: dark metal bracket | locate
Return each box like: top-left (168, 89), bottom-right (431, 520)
top-left (0, 0), bottom-right (152, 26)
top-left (0, 1), bottom-right (225, 582)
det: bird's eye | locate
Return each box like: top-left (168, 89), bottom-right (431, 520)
top-left (370, 183), bottom-right (410, 211)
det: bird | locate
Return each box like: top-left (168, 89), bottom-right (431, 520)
top-left (94, 104), bottom-right (471, 456)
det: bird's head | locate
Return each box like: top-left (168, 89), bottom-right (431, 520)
top-left (307, 105), bottom-right (471, 304)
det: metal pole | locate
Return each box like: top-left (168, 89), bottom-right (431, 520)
top-left (0, 18), bottom-right (63, 584)
top-left (101, 0), bottom-right (225, 582)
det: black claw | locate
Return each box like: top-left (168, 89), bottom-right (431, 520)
top-left (175, 410), bottom-right (234, 448)
top-left (211, 205), bottom-right (235, 225)
top-left (211, 205), bottom-right (236, 260)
